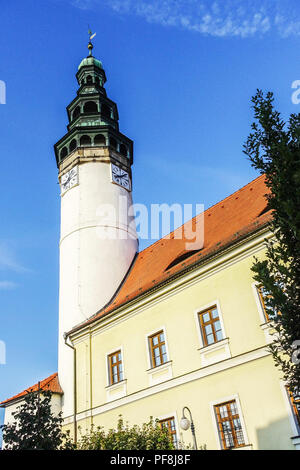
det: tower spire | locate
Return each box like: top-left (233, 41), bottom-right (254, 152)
top-left (88, 28), bottom-right (96, 57)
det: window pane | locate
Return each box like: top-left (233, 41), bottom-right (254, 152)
top-left (216, 330), bottom-right (223, 341)
top-left (219, 405), bottom-right (228, 418)
top-left (162, 352), bottom-right (168, 363)
top-left (202, 312), bottom-right (210, 323)
top-left (155, 356), bottom-right (161, 366)
top-left (112, 355), bottom-right (117, 364)
top-left (161, 344), bottom-right (166, 354)
top-left (214, 320), bottom-right (221, 331)
top-left (153, 336), bottom-right (158, 345)
top-left (206, 333), bottom-right (215, 345)
top-left (205, 324), bottom-right (212, 335)
top-left (211, 308), bottom-right (219, 319)
top-left (160, 333), bottom-right (165, 342)
top-left (230, 402), bottom-right (238, 415)
top-left (154, 347), bottom-right (160, 357)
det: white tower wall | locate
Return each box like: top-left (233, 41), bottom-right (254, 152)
top-left (58, 150), bottom-right (138, 419)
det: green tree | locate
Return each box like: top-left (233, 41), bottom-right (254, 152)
top-left (244, 89), bottom-right (300, 393)
top-left (1, 389), bottom-right (74, 450)
top-left (77, 416), bottom-right (175, 450)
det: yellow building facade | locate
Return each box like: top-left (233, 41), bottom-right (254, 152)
top-left (65, 223), bottom-right (300, 450)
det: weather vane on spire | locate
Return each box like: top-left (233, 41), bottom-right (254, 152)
top-left (87, 27), bottom-right (96, 56)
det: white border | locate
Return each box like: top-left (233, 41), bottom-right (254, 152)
top-left (209, 394), bottom-right (250, 450)
top-left (194, 300), bottom-right (227, 348)
top-left (280, 380), bottom-right (300, 438)
top-left (157, 411), bottom-right (180, 448)
top-left (251, 282), bottom-right (268, 324)
top-left (105, 345), bottom-right (125, 387)
top-left (145, 326), bottom-right (170, 370)
top-left (110, 163), bottom-right (131, 192)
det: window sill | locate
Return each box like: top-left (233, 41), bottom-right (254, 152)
top-left (147, 360), bottom-right (173, 386)
top-left (105, 379), bottom-right (127, 403)
top-left (260, 322), bottom-right (276, 344)
top-left (198, 338), bottom-right (231, 367)
top-left (291, 435), bottom-right (300, 450)
top-left (105, 379), bottom-right (127, 390)
top-left (146, 360), bottom-right (173, 373)
top-left (232, 444), bottom-right (253, 451)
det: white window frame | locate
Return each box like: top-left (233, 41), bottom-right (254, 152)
top-left (280, 381), bottom-right (300, 438)
top-left (252, 282), bottom-right (276, 344)
top-left (252, 282), bottom-right (269, 324)
top-left (157, 411), bottom-right (180, 448)
top-left (194, 300), bottom-right (227, 349)
top-left (145, 326), bottom-right (170, 370)
top-left (210, 394), bottom-right (250, 450)
top-left (105, 345), bottom-right (126, 387)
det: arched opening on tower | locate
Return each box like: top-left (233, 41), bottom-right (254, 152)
top-left (119, 144), bottom-right (128, 157)
top-left (60, 147), bottom-right (68, 159)
top-left (69, 139), bottom-right (77, 152)
top-left (94, 134), bottom-right (106, 146)
top-left (80, 135), bottom-right (92, 146)
top-left (84, 101), bottom-right (98, 114)
top-left (86, 75), bottom-right (93, 84)
top-left (109, 137), bottom-right (117, 150)
top-left (102, 103), bottom-right (111, 119)
top-left (72, 106), bottom-right (80, 120)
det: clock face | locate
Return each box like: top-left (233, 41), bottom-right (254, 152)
top-left (111, 164), bottom-right (131, 191)
top-left (61, 166), bottom-right (78, 194)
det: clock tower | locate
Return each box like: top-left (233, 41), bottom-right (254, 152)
top-left (54, 38), bottom-right (138, 418)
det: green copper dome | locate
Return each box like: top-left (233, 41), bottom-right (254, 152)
top-left (78, 56), bottom-right (103, 70)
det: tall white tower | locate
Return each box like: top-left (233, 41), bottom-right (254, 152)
top-left (54, 39), bottom-right (138, 419)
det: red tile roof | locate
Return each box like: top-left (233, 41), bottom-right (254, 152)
top-left (0, 373), bottom-right (63, 406)
top-left (0, 175), bottom-right (272, 406)
top-left (70, 173), bottom-right (272, 334)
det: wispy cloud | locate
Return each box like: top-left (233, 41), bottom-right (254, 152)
top-left (146, 156), bottom-right (247, 192)
top-left (70, 0), bottom-right (300, 38)
top-left (0, 242), bottom-right (28, 273)
top-left (0, 281), bottom-right (17, 290)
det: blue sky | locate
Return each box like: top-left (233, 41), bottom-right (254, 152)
top-left (1, 0), bottom-right (300, 428)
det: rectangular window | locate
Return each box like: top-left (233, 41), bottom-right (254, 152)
top-left (287, 387), bottom-right (300, 431)
top-left (159, 417), bottom-right (177, 447)
top-left (149, 330), bottom-right (167, 368)
top-left (214, 400), bottom-right (245, 449)
top-left (199, 306), bottom-right (223, 346)
top-left (257, 286), bottom-right (270, 322)
top-left (108, 350), bottom-right (123, 385)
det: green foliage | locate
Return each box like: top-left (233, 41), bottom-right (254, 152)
top-left (77, 416), bottom-right (175, 450)
top-left (244, 90), bottom-right (300, 392)
top-left (1, 390), bottom-right (74, 450)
